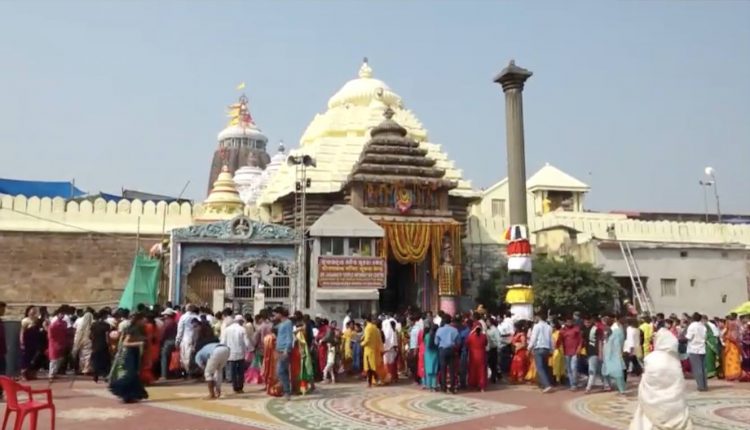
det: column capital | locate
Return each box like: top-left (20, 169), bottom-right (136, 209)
top-left (494, 60), bottom-right (533, 92)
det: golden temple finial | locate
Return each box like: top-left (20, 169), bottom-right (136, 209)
top-left (359, 58), bottom-right (373, 79)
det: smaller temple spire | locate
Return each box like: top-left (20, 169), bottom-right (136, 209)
top-left (196, 165), bottom-right (245, 223)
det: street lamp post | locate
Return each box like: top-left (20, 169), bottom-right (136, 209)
top-left (288, 154), bottom-right (316, 312)
top-left (704, 167), bottom-right (722, 223)
top-left (698, 180), bottom-right (712, 222)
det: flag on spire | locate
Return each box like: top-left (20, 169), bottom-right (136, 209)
top-left (236, 82), bottom-right (246, 90)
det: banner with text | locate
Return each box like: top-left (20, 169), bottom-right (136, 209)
top-left (318, 256), bottom-right (386, 288)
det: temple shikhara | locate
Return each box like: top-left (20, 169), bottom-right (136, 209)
top-left (1, 59), bottom-right (749, 321)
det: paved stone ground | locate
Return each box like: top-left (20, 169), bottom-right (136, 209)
top-left (3, 377), bottom-right (748, 430)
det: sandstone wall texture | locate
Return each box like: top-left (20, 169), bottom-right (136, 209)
top-left (0, 231), bottom-right (161, 316)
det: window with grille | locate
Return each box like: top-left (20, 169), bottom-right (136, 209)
top-left (233, 263), bottom-right (291, 300)
top-left (491, 199), bottom-right (505, 219)
top-left (660, 278), bottom-right (677, 297)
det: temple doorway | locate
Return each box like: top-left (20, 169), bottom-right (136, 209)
top-left (381, 260), bottom-right (412, 313)
top-left (186, 260), bottom-right (225, 306)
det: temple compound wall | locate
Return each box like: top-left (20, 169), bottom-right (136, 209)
top-left (0, 195), bottom-right (194, 315)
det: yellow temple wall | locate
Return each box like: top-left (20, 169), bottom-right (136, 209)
top-left (0, 194), bottom-right (195, 234)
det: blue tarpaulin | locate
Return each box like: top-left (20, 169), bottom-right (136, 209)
top-left (0, 178), bottom-right (86, 198)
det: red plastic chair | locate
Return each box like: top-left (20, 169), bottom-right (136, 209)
top-left (0, 376), bottom-right (55, 430)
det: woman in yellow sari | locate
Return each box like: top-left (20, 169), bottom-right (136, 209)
top-left (722, 316), bottom-right (742, 381)
top-left (551, 324), bottom-right (566, 384)
top-left (361, 317), bottom-right (384, 387)
top-left (341, 322), bottom-right (354, 374)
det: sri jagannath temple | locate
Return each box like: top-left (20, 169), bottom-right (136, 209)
top-left (1, 59), bottom-right (749, 320)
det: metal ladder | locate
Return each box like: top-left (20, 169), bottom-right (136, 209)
top-left (619, 241), bottom-right (654, 315)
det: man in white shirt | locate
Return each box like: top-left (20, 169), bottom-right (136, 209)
top-left (342, 309), bottom-right (352, 330)
top-left (685, 312), bottom-right (708, 391)
top-left (486, 318), bottom-right (501, 383)
top-left (498, 312), bottom-right (515, 376)
top-left (528, 313), bottom-right (554, 393)
top-left (221, 315), bottom-right (249, 393)
top-left (176, 305), bottom-right (200, 375)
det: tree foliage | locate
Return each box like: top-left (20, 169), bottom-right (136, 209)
top-left (475, 256), bottom-right (620, 317)
top-left (532, 256), bottom-right (620, 317)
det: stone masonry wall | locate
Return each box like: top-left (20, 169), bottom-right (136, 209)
top-left (0, 231), bottom-right (160, 316)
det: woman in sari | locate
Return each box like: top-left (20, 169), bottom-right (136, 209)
top-left (20, 306), bottom-right (42, 380)
top-left (315, 320), bottom-right (329, 377)
top-left (510, 321), bottom-right (529, 383)
top-left (551, 323), bottom-right (566, 384)
top-left (423, 322), bottom-right (439, 391)
top-left (139, 312), bottom-right (158, 385)
top-left (740, 320), bottom-right (750, 382)
top-left (341, 321), bottom-right (354, 374)
top-left (721, 315), bottom-right (742, 381)
top-left (466, 324), bottom-right (488, 392)
top-left (109, 313), bottom-right (149, 403)
top-left (629, 328), bottom-right (693, 430)
top-left (295, 324), bottom-right (315, 394)
top-left (351, 323), bottom-right (363, 376)
top-left (263, 329), bottom-right (281, 397)
top-left (72, 311), bottom-right (94, 375)
top-left (704, 319), bottom-right (719, 379)
top-left (602, 316), bottom-right (626, 394)
top-left (361, 317), bottom-right (383, 387)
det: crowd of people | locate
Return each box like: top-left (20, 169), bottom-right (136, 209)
top-left (0, 300), bottom-right (749, 408)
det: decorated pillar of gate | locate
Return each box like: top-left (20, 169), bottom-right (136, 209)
top-left (437, 233), bottom-right (458, 316)
top-left (494, 60), bottom-right (534, 321)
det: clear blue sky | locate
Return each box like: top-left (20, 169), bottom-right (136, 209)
top-left (1, 1), bottom-right (748, 213)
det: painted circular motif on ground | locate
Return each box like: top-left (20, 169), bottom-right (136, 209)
top-left (58, 407), bottom-right (136, 421)
top-left (567, 389), bottom-right (750, 430)
top-left (266, 386), bottom-right (524, 430)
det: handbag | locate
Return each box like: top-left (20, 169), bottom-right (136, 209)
top-left (169, 349), bottom-right (181, 372)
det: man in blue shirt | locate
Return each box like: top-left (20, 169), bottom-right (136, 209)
top-left (434, 315), bottom-right (459, 393)
top-left (195, 341), bottom-right (230, 399)
top-left (273, 306), bottom-right (294, 400)
top-left (528, 312), bottom-right (554, 393)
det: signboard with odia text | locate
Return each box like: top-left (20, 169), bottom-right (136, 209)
top-left (318, 256), bottom-right (386, 288)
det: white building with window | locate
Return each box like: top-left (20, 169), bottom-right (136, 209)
top-left (468, 163), bottom-right (750, 317)
top-left (308, 204), bottom-right (385, 322)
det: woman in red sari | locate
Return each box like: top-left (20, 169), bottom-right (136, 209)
top-left (509, 321), bottom-right (529, 383)
top-left (466, 324), bottom-right (488, 391)
top-left (290, 339), bottom-right (301, 394)
top-left (139, 314), bottom-right (158, 385)
top-left (263, 331), bottom-right (281, 397)
top-left (315, 321), bottom-right (329, 377)
top-left (417, 326), bottom-right (426, 386)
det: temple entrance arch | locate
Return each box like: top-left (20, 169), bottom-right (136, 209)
top-left (186, 260), bottom-right (225, 306)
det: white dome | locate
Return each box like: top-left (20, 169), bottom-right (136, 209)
top-left (234, 164), bottom-right (264, 205)
top-left (217, 124), bottom-right (267, 142)
top-left (327, 60), bottom-right (402, 109)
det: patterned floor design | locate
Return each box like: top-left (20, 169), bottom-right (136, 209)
top-left (568, 388), bottom-right (750, 430)
top-left (79, 382), bottom-right (524, 430)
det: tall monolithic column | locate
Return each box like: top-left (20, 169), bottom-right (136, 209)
top-left (494, 60), bottom-right (534, 321)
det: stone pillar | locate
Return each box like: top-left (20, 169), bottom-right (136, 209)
top-left (495, 60), bottom-right (534, 321)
